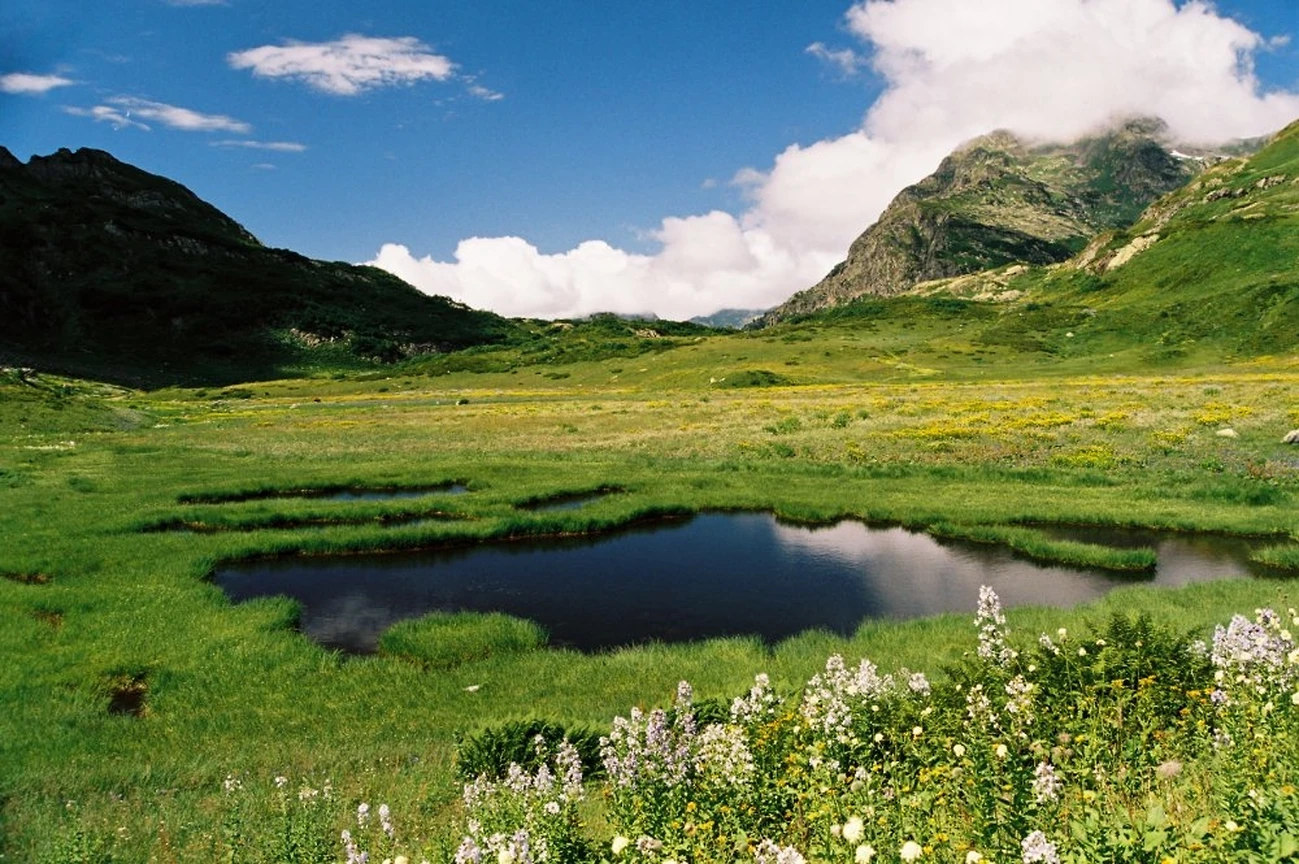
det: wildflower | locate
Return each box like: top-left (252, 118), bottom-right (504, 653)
top-left (856, 845), bottom-right (876, 863)
top-left (755, 839), bottom-right (806, 864)
top-left (379, 803), bottom-right (394, 839)
top-left (1156, 760), bottom-right (1183, 781)
top-left (544, 801), bottom-right (560, 815)
top-left (395, 857), bottom-right (409, 864)
top-left (1032, 762), bottom-right (1062, 804)
top-left (907, 672), bottom-right (931, 695)
top-left (357, 802), bottom-right (371, 826)
top-left (966, 853), bottom-right (984, 863)
top-left (976, 586), bottom-right (1016, 665)
top-left (274, 775), bottom-right (288, 789)
top-left (695, 723), bottom-right (755, 788)
top-left (555, 740), bottom-right (584, 801)
top-left (900, 840), bottom-right (924, 861)
top-left (953, 743), bottom-right (966, 758)
top-left (222, 774), bottom-right (242, 794)
top-left (1210, 611), bottom-right (1298, 699)
top-left (1005, 675), bottom-right (1034, 719)
top-left (1020, 831), bottom-right (1060, 864)
top-left (996, 744), bottom-right (1009, 759)
top-left (843, 815), bottom-right (865, 843)
top-left (637, 836), bottom-right (663, 854)
top-left (611, 836), bottom-right (630, 856)
top-left (344, 830), bottom-right (369, 864)
top-left (912, 726), bottom-right (923, 738)
top-left (732, 672), bottom-right (783, 724)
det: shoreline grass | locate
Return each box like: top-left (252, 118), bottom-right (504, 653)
top-left (1251, 542), bottom-right (1299, 572)
top-left (928, 521), bottom-right (1159, 571)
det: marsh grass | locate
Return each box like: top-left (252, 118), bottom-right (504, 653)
top-left (1252, 542), bottom-right (1299, 571)
top-left (929, 522), bottom-right (1159, 572)
top-left (3, 330), bottom-right (1299, 860)
top-left (379, 612), bottom-right (549, 669)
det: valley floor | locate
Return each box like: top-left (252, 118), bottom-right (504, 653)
top-left (2, 348), bottom-right (1298, 860)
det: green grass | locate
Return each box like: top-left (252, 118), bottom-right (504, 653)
top-left (379, 612), bottom-right (549, 669)
top-left (927, 522), bottom-right (1158, 572)
top-left (3, 349), bottom-right (1298, 859)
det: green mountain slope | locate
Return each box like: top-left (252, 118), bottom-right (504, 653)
top-left (984, 118), bottom-right (1299, 363)
top-left (757, 119), bottom-right (1204, 327)
top-left (0, 146), bottom-right (514, 385)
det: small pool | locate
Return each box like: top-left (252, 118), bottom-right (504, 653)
top-left (214, 513), bottom-right (1269, 654)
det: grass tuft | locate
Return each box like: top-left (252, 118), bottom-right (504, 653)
top-left (929, 522), bottom-right (1158, 572)
top-left (378, 611), bottom-right (549, 669)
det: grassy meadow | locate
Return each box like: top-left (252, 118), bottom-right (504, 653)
top-left (2, 315), bottom-right (1299, 862)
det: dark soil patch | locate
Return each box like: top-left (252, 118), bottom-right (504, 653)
top-left (106, 673), bottom-right (148, 717)
top-left (30, 608), bottom-right (63, 628)
top-left (2, 572), bottom-right (51, 585)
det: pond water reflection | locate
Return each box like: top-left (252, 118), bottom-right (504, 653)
top-left (214, 513), bottom-right (1267, 654)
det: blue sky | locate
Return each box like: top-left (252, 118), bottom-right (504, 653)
top-left (3, 0), bottom-right (1299, 319)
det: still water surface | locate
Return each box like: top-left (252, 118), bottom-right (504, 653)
top-left (215, 513), bottom-right (1266, 653)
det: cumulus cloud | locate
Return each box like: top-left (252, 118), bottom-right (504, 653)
top-left (211, 139), bottom-right (308, 152)
top-left (372, 0), bottom-right (1299, 320)
top-left (228, 34), bottom-right (456, 96)
top-left (847, 0), bottom-right (1299, 145)
top-left (1, 72), bottom-right (75, 94)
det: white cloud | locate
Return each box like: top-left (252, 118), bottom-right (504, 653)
top-left (846, 0), bottom-right (1299, 145)
top-left (806, 42), bottom-right (865, 77)
top-left (1, 72), bottom-right (75, 94)
top-left (467, 83), bottom-right (505, 102)
top-left (228, 34), bottom-right (456, 96)
top-left (63, 104), bottom-right (150, 131)
top-left (65, 97), bottom-right (251, 134)
top-left (372, 0), bottom-right (1299, 320)
top-left (211, 139), bottom-right (308, 152)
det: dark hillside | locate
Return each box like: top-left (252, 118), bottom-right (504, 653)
top-left (0, 147), bottom-right (514, 386)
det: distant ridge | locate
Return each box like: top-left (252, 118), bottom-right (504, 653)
top-left (0, 146), bottom-right (513, 385)
top-left (689, 308), bottom-right (767, 330)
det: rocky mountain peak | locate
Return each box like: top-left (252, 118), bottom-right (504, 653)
top-left (754, 119), bottom-right (1202, 327)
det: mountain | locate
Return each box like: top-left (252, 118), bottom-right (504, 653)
top-left (1000, 117), bottom-right (1299, 361)
top-left (689, 308), bottom-right (768, 329)
top-left (755, 119), bottom-right (1209, 326)
top-left (0, 146), bottom-right (514, 385)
